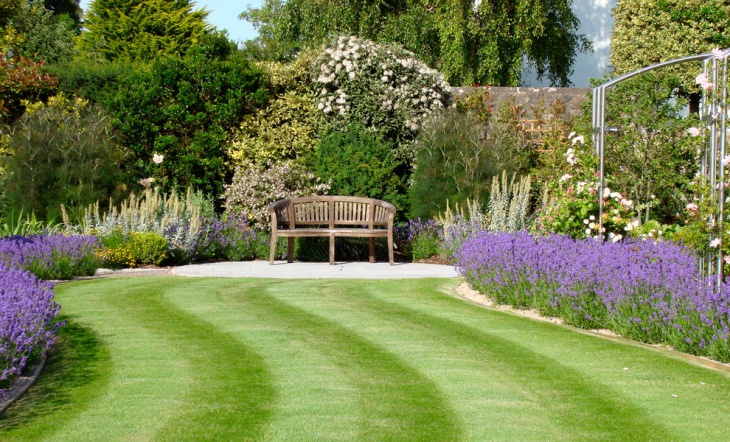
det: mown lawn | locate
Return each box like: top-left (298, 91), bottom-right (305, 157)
top-left (1, 277), bottom-right (729, 441)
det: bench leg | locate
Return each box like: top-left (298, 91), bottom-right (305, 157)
top-left (329, 233), bottom-right (335, 265)
top-left (369, 238), bottom-right (375, 263)
top-left (388, 232), bottom-right (394, 266)
top-left (287, 237), bottom-right (294, 263)
top-left (269, 234), bottom-right (277, 265)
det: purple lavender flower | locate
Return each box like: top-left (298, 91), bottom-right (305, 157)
top-left (0, 263), bottom-right (61, 396)
top-left (0, 234), bottom-right (102, 280)
top-left (452, 230), bottom-right (730, 362)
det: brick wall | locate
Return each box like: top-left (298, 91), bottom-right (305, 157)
top-left (451, 86), bottom-right (591, 141)
top-left (451, 86), bottom-right (591, 120)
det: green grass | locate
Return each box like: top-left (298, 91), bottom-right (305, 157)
top-left (2, 277), bottom-right (729, 441)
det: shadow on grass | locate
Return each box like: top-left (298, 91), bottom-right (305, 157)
top-left (0, 316), bottom-right (111, 432)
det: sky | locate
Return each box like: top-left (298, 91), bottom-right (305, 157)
top-left (78, 0), bottom-right (614, 88)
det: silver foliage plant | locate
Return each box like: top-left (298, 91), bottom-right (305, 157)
top-left (440, 172), bottom-right (532, 258)
top-left (64, 187), bottom-right (213, 252)
top-left (488, 171), bottom-right (532, 233)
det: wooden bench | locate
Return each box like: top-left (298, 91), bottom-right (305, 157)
top-left (268, 196), bottom-right (396, 265)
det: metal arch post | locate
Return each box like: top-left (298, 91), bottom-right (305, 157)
top-left (714, 54), bottom-right (728, 291)
top-left (591, 85), bottom-right (608, 236)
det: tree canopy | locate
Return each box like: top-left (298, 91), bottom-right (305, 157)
top-left (43, 0), bottom-right (83, 30)
top-left (1, 1), bottom-right (76, 64)
top-left (241, 0), bottom-right (591, 86)
top-left (611, 0), bottom-right (730, 93)
top-left (78, 0), bottom-right (210, 61)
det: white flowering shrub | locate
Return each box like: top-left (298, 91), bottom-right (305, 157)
top-left (223, 160), bottom-right (331, 230)
top-left (312, 35), bottom-right (451, 161)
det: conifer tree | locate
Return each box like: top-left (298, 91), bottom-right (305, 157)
top-left (78, 0), bottom-right (210, 61)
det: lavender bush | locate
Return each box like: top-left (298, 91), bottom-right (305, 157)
top-left (0, 234), bottom-right (102, 280)
top-left (453, 230), bottom-right (730, 362)
top-left (0, 263), bottom-right (61, 396)
top-left (188, 213), bottom-right (272, 262)
top-left (395, 218), bottom-right (443, 261)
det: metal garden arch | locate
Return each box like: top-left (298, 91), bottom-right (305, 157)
top-left (592, 49), bottom-right (729, 287)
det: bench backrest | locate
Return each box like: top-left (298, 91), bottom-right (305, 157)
top-left (269, 196), bottom-right (395, 229)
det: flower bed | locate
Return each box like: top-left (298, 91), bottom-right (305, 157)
top-left (0, 234), bottom-right (102, 280)
top-left (453, 230), bottom-right (730, 362)
top-left (0, 263), bottom-right (61, 396)
top-left (188, 214), bottom-right (270, 262)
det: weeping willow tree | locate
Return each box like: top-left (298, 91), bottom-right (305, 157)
top-left (240, 0), bottom-right (591, 86)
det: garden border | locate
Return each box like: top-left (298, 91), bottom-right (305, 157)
top-left (0, 357), bottom-right (46, 414)
top-left (454, 282), bottom-right (730, 373)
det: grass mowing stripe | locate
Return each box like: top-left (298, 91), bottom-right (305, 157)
top-left (159, 281), bottom-right (367, 440)
top-left (354, 279), bottom-right (730, 440)
top-left (2, 278), bottom-right (195, 442)
top-left (220, 280), bottom-right (462, 441)
top-left (99, 278), bottom-right (277, 441)
top-left (0, 321), bottom-right (112, 440)
top-left (2, 278), bottom-right (277, 441)
top-left (263, 279), bottom-right (672, 441)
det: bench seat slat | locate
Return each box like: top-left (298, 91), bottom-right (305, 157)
top-left (276, 228), bottom-right (388, 236)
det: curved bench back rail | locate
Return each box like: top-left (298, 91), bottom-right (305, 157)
top-left (268, 196), bottom-right (396, 265)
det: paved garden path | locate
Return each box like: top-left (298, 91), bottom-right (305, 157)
top-left (171, 261), bottom-right (460, 279)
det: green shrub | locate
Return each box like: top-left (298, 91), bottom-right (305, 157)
top-left (407, 231), bottom-right (441, 261)
top-left (98, 228), bottom-right (135, 268)
top-left (98, 230), bottom-right (168, 268)
top-left (530, 133), bottom-right (637, 241)
top-left (584, 73), bottom-right (701, 225)
top-left (105, 33), bottom-right (269, 199)
top-left (227, 49), bottom-right (324, 166)
top-left (1, 95), bottom-right (127, 222)
top-left (48, 58), bottom-right (142, 105)
top-left (227, 91), bottom-right (323, 166)
top-left (5, 2), bottom-right (75, 65)
top-left (126, 232), bottom-right (168, 266)
top-left (304, 123), bottom-right (408, 216)
top-left (310, 35), bottom-right (451, 162)
top-left (0, 55), bottom-right (58, 125)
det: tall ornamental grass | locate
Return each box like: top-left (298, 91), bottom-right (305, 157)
top-left (452, 229), bottom-right (730, 362)
top-left (0, 234), bottom-right (101, 280)
top-left (0, 263), bottom-right (61, 396)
